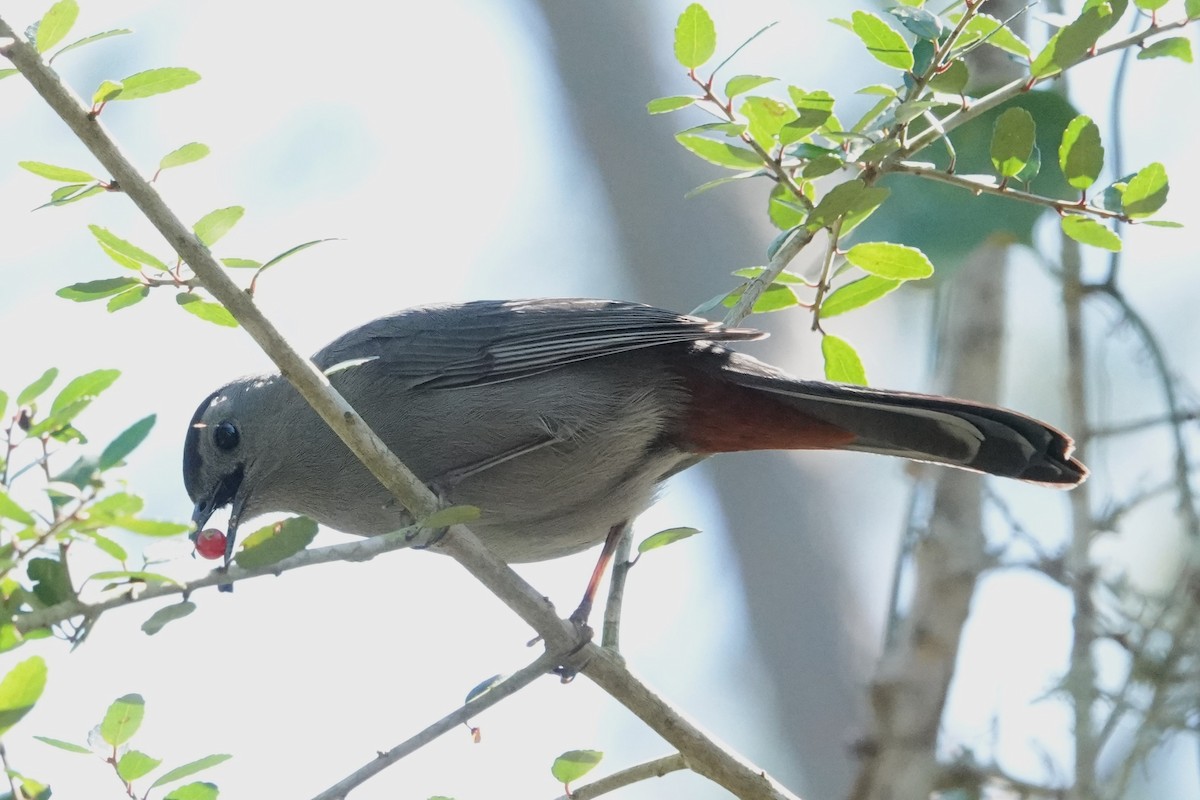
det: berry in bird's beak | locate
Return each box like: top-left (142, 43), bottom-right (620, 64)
top-left (195, 528), bottom-right (228, 560)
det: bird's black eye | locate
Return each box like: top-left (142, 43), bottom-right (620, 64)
top-left (213, 421), bottom-right (240, 451)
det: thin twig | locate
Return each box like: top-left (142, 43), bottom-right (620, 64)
top-left (549, 753), bottom-right (688, 800)
top-left (312, 652), bottom-right (561, 800)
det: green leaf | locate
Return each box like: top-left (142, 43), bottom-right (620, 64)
top-left (92, 570), bottom-right (180, 585)
top-left (193, 206), bottom-right (244, 247)
top-left (141, 602), bottom-right (197, 636)
top-left (51, 369), bottom-right (119, 415)
top-left (164, 781), bottom-right (219, 800)
top-left (845, 242), bottom-right (934, 279)
top-left (551, 749), bottom-right (603, 785)
top-left (821, 335), bottom-right (867, 385)
top-left (928, 59), bottom-right (969, 94)
top-left (990, 107), bottom-right (1036, 178)
top-left (1133, 0), bottom-right (1169, 9)
top-left (99, 415), bottom-right (156, 470)
top-left (674, 4), bottom-right (717, 69)
top-left (176, 294), bottom-right (238, 327)
top-left (888, 6), bottom-right (946, 40)
top-left (0, 390), bottom-right (7, 418)
top-left (82, 531), bottom-right (128, 562)
top-left (850, 11), bottom-right (914, 71)
top-left (48, 28), bottom-right (132, 64)
top-left (1141, 219), bottom-right (1183, 228)
top-left (802, 154), bottom-right (842, 179)
top-left (782, 87), bottom-right (835, 142)
top-left (35, 0), bottom-right (78, 53)
top-left (1137, 37), bottom-right (1192, 63)
top-left (92, 79), bottom-right (123, 105)
top-left (1121, 162), bottom-right (1169, 217)
top-left (0, 658), bottom-right (47, 738)
top-left (150, 754), bottom-right (232, 789)
top-left (674, 134), bottom-right (762, 169)
top-left (1189, 0), bottom-right (1200, 19)
top-left (118, 750), bottom-right (162, 781)
top-left (0, 69), bottom-right (17, 80)
top-left (256, 238), bottom-right (337, 275)
top-left (1059, 115), bottom-right (1104, 190)
top-left (159, 142), bottom-right (211, 171)
top-left (950, 13), bottom-right (1032, 58)
top-left (725, 74), bottom-right (775, 97)
top-left (420, 505), bottom-right (481, 528)
top-left (646, 95), bottom-right (695, 114)
top-left (108, 286), bottom-right (149, 312)
top-left (100, 694), bottom-right (144, 745)
top-left (114, 67), bottom-right (201, 100)
top-left (0, 489), bottom-right (35, 526)
top-left (1014, 143), bottom-right (1042, 183)
top-left (88, 225), bottom-right (169, 271)
top-left (834, 185), bottom-right (889, 235)
top-left (741, 95), bottom-right (796, 150)
top-left (221, 257), bottom-right (261, 269)
top-left (41, 182), bottom-right (103, 209)
top-left (1060, 215), bottom-right (1121, 251)
top-left (234, 517), bottom-right (318, 569)
top-left (821, 275), bottom-right (903, 317)
top-left (807, 179), bottom-right (865, 229)
top-left (57, 277), bottom-right (142, 302)
top-left (637, 526), bottom-right (700, 554)
top-left (17, 368), bottom-right (58, 407)
top-left (113, 518), bottom-right (190, 537)
top-left (34, 736), bottom-right (91, 754)
top-left (89, 492), bottom-right (145, 519)
top-left (1030, 1), bottom-right (1120, 78)
top-left (17, 161), bottom-right (94, 182)
top-left (28, 558), bottom-right (73, 605)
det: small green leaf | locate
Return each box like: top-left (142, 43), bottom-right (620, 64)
top-left (637, 526), bottom-right (700, 554)
top-left (0, 657), bottom-right (48, 738)
top-left (1132, 0), bottom-right (1170, 9)
top-left (150, 755), bottom-right (232, 789)
top-left (807, 179), bottom-right (865, 229)
top-left (18, 161), bottom-right (94, 182)
top-left (420, 505), bottom-right (481, 529)
top-left (674, 134), bottom-right (762, 169)
top-left (193, 206), bottom-right (244, 247)
top-left (82, 531), bottom-right (129, 562)
top-left (950, 13), bottom-right (1032, 58)
top-left (646, 95), bottom-right (696, 114)
top-left (464, 675), bottom-right (505, 703)
top-left (888, 6), bottom-right (946, 40)
top-left (57, 277), bottom-right (142, 302)
top-left (51, 369), bottom-right (119, 415)
top-left (108, 286), bottom-right (149, 312)
top-left (821, 335), bottom-right (867, 385)
top-left (850, 11), bottom-right (914, 71)
top-left (0, 489), bottom-right (36, 526)
top-left (221, 258), bottom-right (261, 269)
top-left (28, 559), bottom-right (73, 606)
top-left (164, 782), bottom-right (219, 800)
top-left (928, 59), bottom-right (969, 94)
top-left (17, 368), bottom-right (58, 407)
top-left (113, 518), bottom-right (190, 537)
top-left (990, 107), bottom-right (1036, 178)
top-left (741, 96), bottom-right (796, 150)
top-left (92, 570), bottom-right (179, 585)
top-left (782, 87), bottom-right (835, 142)
top-left (551, 749), bottom-right (603, 785)
top-left (725, 74), bottom-right (775, 97)
top-left (0, 390), bottom-right (7, 418)
top-left (1189, 0), bottom-right (1200, 19)
top-left (1030, 2), bottom-right (1120, 78)
top-left (34, 736), bottom-right (91, 754)
top-left (1060, 216), bottom-right (1121, 251)
top-left (1122, 162), bottom-right (1169, 218)
top-left (88, 225), bottom-right (170, 271)
top-left (1141, 219), bottom-right (1183, 228)
top-left (92, 79), bottom-right (123, 105)
top-left (47, 28), bottom-right (132, 64)
top-left (235, 517), bottom-right (318, 569)
top-left (845, 242), bottom-right (934, 279)
top-left (1014, 143), bottom-right (1042, 183)
top-left (114, 67), bottom-right (201, 100)
top-left (802, 154), bottom-right (842, 179)
top-left (1137, 37), bottom-right (1192, 63)
top-left (159, 142), bottom-right (211, 171)
top-left (674, 4), bottom-right (717, 69)
top-left (0, 69), bottom-right (17, 80)
top-left (1059, 115), bottom-right (1104, 190)
top-left (141, 602), bottom-right (197, 636)
top-left (99, 415), bottom-right (156, 470)
top-left (176, 294), bottom-right (238, 327)
top-left (821, 275), bottom-right (902, 317)
top-left (256, 238), bottom-right (337, 275)
top-left (35, 0), bottom-right (79, 53)
top-left (117, 750), bottom-right (162, 781)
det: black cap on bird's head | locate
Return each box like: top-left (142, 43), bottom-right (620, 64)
top-left (183, 385), bottom-right (252, 581)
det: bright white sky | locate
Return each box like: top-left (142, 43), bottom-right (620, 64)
top-left (2, 0), bottom-right (1198, 798)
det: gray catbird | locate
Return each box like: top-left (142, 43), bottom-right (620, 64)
top-left (184, 299), bottom-right (1085, 614)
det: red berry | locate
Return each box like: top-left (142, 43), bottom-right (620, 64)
top-left (195, 528), bottom-right (227, 560)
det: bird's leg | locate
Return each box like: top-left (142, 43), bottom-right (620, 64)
top-left (568, 522), bottom-right (627, 627)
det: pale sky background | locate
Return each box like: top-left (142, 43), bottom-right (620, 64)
top-left (1, 1), bottom-right (1198, 798)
